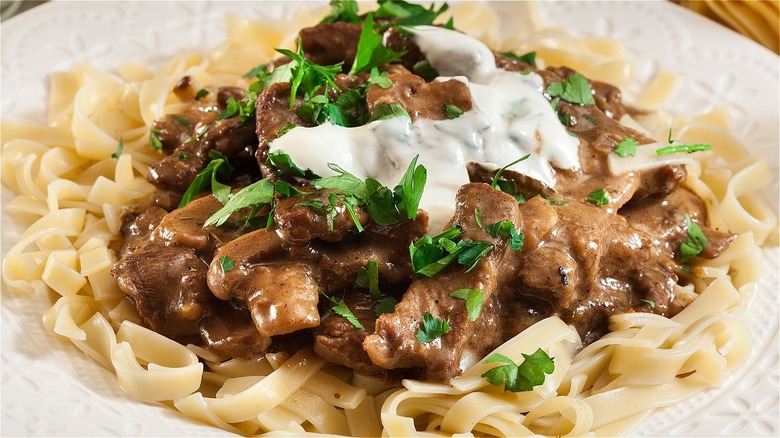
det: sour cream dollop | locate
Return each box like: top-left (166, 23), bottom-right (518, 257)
top-left (269, 26), bottom-right (580, 231)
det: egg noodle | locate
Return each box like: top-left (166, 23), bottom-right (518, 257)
top-left (1, 3), bottom-right (777, 436)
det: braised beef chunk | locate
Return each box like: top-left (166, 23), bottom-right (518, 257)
top-left (199, 300), bottom-right (271, 359)
top-left (274, 190), bottom-right (371, 243)
top-left (366, 73), bottom-right (473, 121)
top-left (118, 206), bottom-right (166, 258)
top-left (113, 246), bottom-right (212, 342)
top-left (314, 292), bottom-right (390, 375)
top-left (299, 22), bottom-right (362, 70)
top-left (254, 82), bottom-right (313, 176)
top-left (620, 188), bottom-right (736, 259)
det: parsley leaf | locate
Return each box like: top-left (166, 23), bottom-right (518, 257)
top-left (375, 0), bottom-right (449, 26)
top-left (218, 256), bottom-right (235, 272)
top-left (415, 311), bottom-right (449, 343)
top-left (614, 137), bottom-right (638, 157)
top-left (494, 179), bottom-right (526, 204)
top-left (474, 208), bottom-right (483, 228)
top-left (194, 88), bottom-right (209, 101)
top-left (641, 298), bottom-right (656, 309)
top-left (349, 13), bottom-right (404, 74)
top-left (203, 178), bottom-right (275, 228)
top-left (276, 44), bottom-right (342, 109)
top-left (656, 143), bottom-right (712, 155)
top-left (499, 50), bottom-right (537, 67)
top-left (375, 296), bottom-right (398, 316)
top-left (355, 260), bottom-right (381, 300)
top-left (586, 188), bottom-right (610, 206)
top-left (320, 0), bottom-right (361, 24)
top-left (149, 130), bottom-right (163, 153)
top-left (322, 292), bottom-right (364, 329)
top-left (173, 115), bottom-right (194, 127)
top-left (546, 72), bottom-right (595, 106)
top-left (449, 288), bottom-right (484, 321)
top-left (111, 137), bottom-right (124, 159)
top-left (679, 213), bottom-right (709, 263)
top-left (369, 103), bottom-right (410, 122)
top-left (490, 155), bottom-right (530, 189)
top-left (267, 150), bottom-right (320, 179)
top-left (413, 59), bottom-right (439, 82)
top-left (481, 349), bottom-right (554, 392)
top-left (178, 151), bottom-right (233, 208)
top-left (410, 226), bottom-right (494, 277)
top-left (484, 221), bottom-right (524, 250)
top-left (444, 104), bottom-right (464, 119)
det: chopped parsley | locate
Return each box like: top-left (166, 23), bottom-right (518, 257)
top-left (614, 137), bottom-right (638, 157)
top-left (484, 220), bottom-right (524, 250)
top-left (409, 226), bottom-right (493, 277)
top-left (111, 137), bottom-right (124, 159)
top-left (369, 103), bottom-right (410, 122)
top-left (374, 296), bottom-right (398, 317)
top-left (173, 115), bottom-right (194, 127)
top-left (203, 178), bottom-right (275, 228)
top-left (481, 349), bottom-right (554, 392)
top-left (178, 152), bottom-right (191, 160)
top-left (679, 213), bottom-right (709, 263)
top-left (444, 104), bottom-right (464, 119)
top-left (178, 150), bottom-right (233, 208)
top-left (499, 50), bottom-right (537, 67)
top-left (449, 288), bottom-right (484, 321)
top-left (349, 13), bottom-right (404, 75)
top-left (375, 0), bottom-right (449, 27)
top-left (656, 143), bottom-right (712, 155)
top-left (415, 311), bottom-right (449, 343)
top-left (218, 256), bottom-right (235, 272)
top-left (641, 298), bottom-right (656, 309)
top-left (267, 149), bottom-right (320, 179)
top-left (546, 72), bottom-right (595, 106)
top-left (354, 260), bottom-right (381, 300)
top-left (148, 130), bottom-right (163, 153)
top-left (194, 88), bottom-right (209, 101)
top-left (320, 0), bottom-right (362, 24)
top-left (586, 188), bottom-right (610, 206)
top-left (277, 122), bottom-right (297, 137)
top-left (322, 292), bottom-right (364, 329)
top-left (474, 208), bottom-right (483, 228)
top-left (490, 155), bottom-right (531, 189)
top-left (276, 44), bottom-right (342, 110)
top-left (413, 59), bottom-right (439, 82)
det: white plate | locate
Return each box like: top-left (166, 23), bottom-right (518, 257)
top-left (1, 1), bottom-right (778, 436)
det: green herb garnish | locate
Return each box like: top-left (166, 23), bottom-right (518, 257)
top-left (178, 150), bottom-right (233, 208)
top-left (546, 72), bottom-right (595, 106)
top-left (449, 288), bottom-right (484, 321)
top-left (218, 256), bottom-right (235, 272)
top-left (415, 311), bottom-right (449, 343)
top-left (481, 349), bottom-right (554, 392)
top-left (586, 188), bottom-right (609, 206)
top-left (111, 137), bottom-right (124, 159)
top-left (499, 50), bottom-right (537, 67)
top-left (614, 137), bottom-right (638, 157)
top-left (203, 178), bottom-right (275, 228)
top-left (349, 13), bottom-right (404, 74)
top-left (444, 104), bottom-right (464, 119)
top-left (374, 296), bottom-right (398, 316)
top-left (355, 260), bottom-right (382, 300)
top-left (484, 221), bottom-right (524, 250)
top-left (679, 213), bottom-right (709, 263)
top-left (656, 143), bottom-right (712, 155)
top-left (194, 88), bottom-right (209, 101)
top-left (322, 292), bottom-right (364, 329)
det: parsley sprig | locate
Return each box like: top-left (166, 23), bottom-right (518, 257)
top-left (679, 213), bottom-right (709, 263)
top-left (546, 73), bottom-right (595, 106)
top-left (484, 221), bottom-right (524, 250)
top-left (409, 226), bottom-right (493, 277)
top-left (179, 150), bottom-right (233, 208)
top-left (350, 13), bottom-right (404, 75)
top-left (355, 260), bottom-right (381, 300)
top-left (481, 349), bottom-right (555, 392)
top-left (322, 292), bottom-right (364, 329)
top-left (449, 288), bottom-right (484, 321)
top-left (416, 311), bottom-right (449, 343)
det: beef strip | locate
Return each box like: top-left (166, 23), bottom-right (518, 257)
top-left (274, 190), bottom-right (371, 244)
top-left (254, 82), bottom-right (313, 177)
top-left (619, 187), bottom-right (736, 259)
top-left (366, 73), bottom-right (473, 121)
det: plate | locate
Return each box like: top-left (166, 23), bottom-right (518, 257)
top-left (1, 1), bottom-right (778, 436)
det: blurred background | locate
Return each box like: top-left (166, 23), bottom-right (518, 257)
top-left (1, 0), bottom-right (778, 54)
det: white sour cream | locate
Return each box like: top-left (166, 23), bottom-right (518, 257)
top-left (269, 26), bottom-right (580, 231)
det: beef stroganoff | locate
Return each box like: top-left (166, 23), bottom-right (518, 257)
top-left (1, 1), bottom-right (777, 436)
